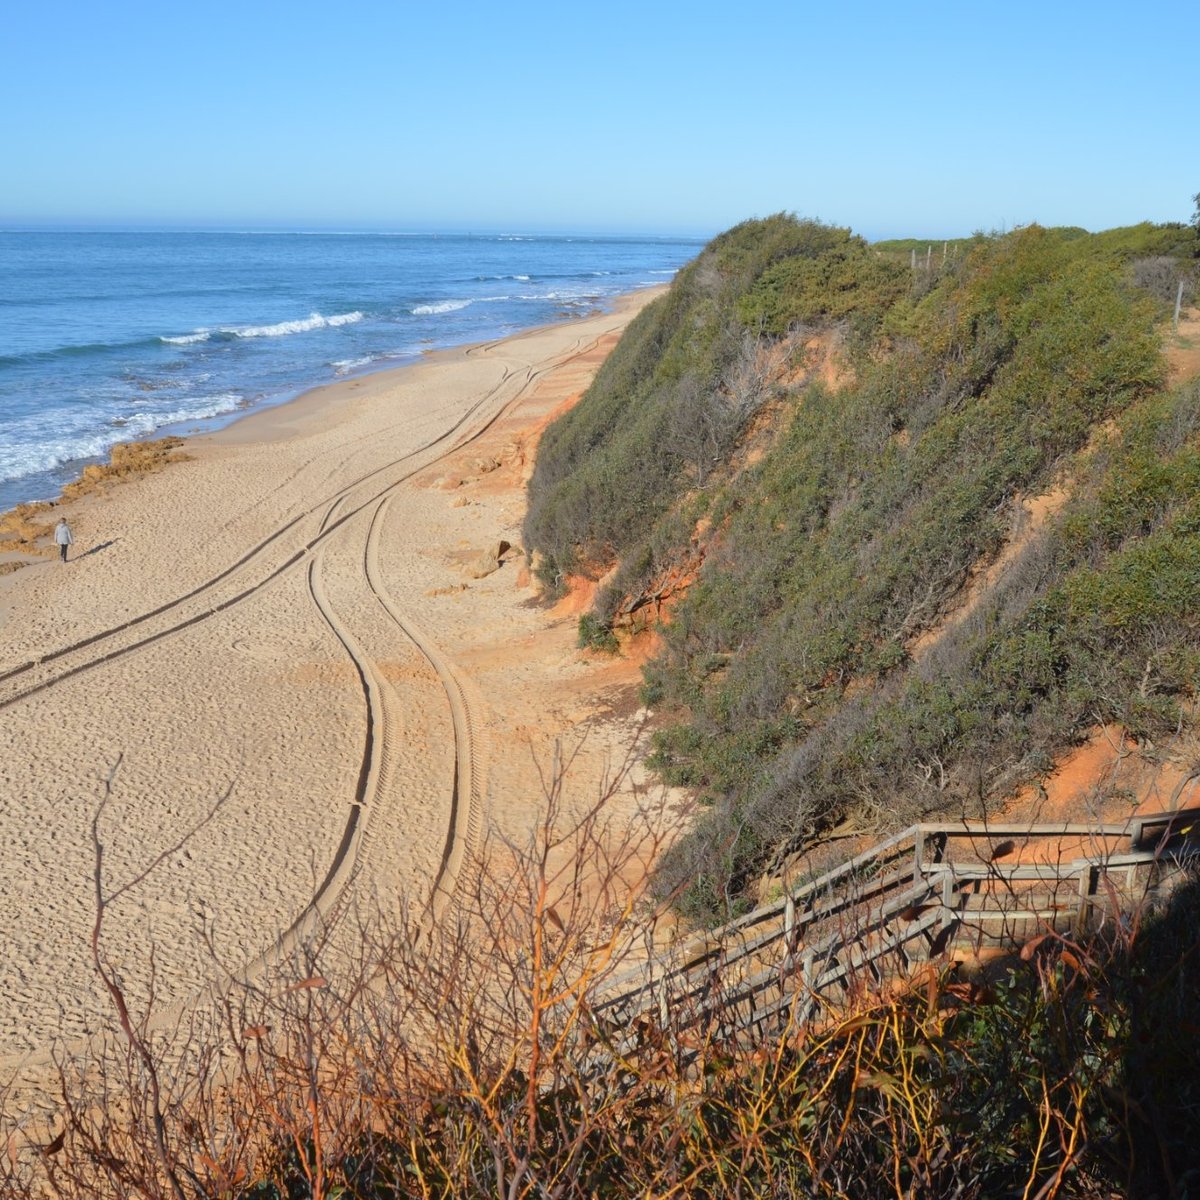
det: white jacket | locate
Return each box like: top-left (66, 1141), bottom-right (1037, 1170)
top-left (54, 522), bottom-right (74, 546)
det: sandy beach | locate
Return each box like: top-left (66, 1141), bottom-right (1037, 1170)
top-left (0, 290), bottom-right (668, 1067)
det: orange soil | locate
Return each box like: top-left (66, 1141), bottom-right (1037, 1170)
top-left (1166, 308), bottom-right (1200, 386)
top-left (551, 575), bottom-right (600, 619)
top-left (910, 416), bottom-right (1121, 664)
top-left (993, 721), bottom-right (1200, 864)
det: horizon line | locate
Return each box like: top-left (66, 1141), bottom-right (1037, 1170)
top-left (0, 221), bottom-right (716, 241)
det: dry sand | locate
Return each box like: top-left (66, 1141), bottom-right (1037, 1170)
top-left (0, 291), bottom-right (675, 1068)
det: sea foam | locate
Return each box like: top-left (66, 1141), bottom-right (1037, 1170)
top-left (331, 355), bottom-right (377, 375)
top-left (229, 311), bottom-right (364, 339)
top-left (411, 300), bottom-right (471, 315)
top-left (161, 330), bottom-right (212, 345)
top-left (0, 394), bottom-right (244, 484)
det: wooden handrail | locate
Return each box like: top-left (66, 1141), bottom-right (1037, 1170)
top-left (591, 811), bottom-right (1200, 1033)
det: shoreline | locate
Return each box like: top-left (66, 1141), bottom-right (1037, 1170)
top-left (0, 285), bottom-right (672, 1077)
top-left (0, 289), bottom-right (655, 575)
top-left (208, 288), bottom-right (656, 449)
top-left (0, 288), bottom-right (661, 522)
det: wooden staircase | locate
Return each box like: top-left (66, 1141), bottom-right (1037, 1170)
top-left (587, 810), bottom-right (1199, 1057)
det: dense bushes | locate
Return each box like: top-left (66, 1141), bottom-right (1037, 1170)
top-left (523, 215), bottom-right (898, 594)
top-left (525, 214), bottom-right (1200, 922)
top-left (650, 231), bottom-right (1190, 918)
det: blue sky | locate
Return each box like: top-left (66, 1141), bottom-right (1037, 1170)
top-left (2, 0), bottom-right (1196, 239)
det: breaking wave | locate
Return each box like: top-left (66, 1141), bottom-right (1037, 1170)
top-left (161, 330), bottom-right (212, 345)
top-left (228, 311), bottom-right (364, 339)
top-left (411, 300), bottom-right (471, 315)
top-left (0, 393), bottom-right (243, 486)
top-left (161, 311), bottom-right (364, 344)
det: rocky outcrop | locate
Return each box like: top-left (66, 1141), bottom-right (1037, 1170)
top-left (464, 539), bottom-right (517, 579)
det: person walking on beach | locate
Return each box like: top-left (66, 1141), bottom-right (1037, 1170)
top-left (54, 517), bottom-right (75, 563)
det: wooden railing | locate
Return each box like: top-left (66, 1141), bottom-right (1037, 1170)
top-left (588, 810), bottom-right (1199, 1052)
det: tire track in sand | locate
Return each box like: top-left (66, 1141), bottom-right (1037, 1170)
top-left (362, 492), bottom-right (487, 918)
top-left (0, 361), bottom-right (522, 704)
top-left (0, 320), bottom-right (614, 715)
top-left (0, 314), bottom-right (634, 1081)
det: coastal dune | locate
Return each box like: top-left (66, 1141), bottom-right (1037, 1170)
top-left (0, 292), bottom-right (664, 1063)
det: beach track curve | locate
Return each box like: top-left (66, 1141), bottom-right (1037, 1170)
top-left (0, 318), bottom-right (625, 1069)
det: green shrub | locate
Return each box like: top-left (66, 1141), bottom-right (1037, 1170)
top-left (577, 612), bottom-right (618, 654)
top-left (524, 215), bottom-right (885, 584)
top-left (529, 213), bottom-right (1197, 922)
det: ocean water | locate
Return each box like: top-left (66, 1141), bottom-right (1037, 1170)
top-left (0, 230), bottom-right (701, 512)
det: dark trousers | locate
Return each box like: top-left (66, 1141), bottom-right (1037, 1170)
top-left (59, 543), bottom-right (68, 562)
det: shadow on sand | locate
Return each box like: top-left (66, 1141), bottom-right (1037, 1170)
top-left (73, 539), bottom-right (119, 561)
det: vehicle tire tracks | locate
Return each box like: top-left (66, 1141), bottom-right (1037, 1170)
top-left (0, 317), bottom-right (626, 1083)
top-left (0, 361), bottom-right (525, 711)
top-left (0, 322), bottom-right (613, 713)
top-left (362, 492), bottom-right (487, 919)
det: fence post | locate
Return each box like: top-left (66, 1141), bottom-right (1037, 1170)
top-left (798, 949), bottom-right (816, 1022)
top-left (1129, 816), bottom-right (1144, 851)
top-left (1174, 279), bottom-right (1185, 331)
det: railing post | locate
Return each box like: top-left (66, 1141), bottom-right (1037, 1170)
top-left (802, 949), bottom-right (815, 1009)
top-left (940, 869), bottom-right (956, 931)
top-left (1129, 818), bottom-right (1144, 852)
top-left (782, 895), bottom-right (797, 972)
top-left (1076, 864), bottom-right (1099, 934)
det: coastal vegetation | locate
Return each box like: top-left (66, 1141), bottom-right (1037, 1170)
top-left (6, 783), bottom-right (1199, 1198)
top-left (525, 212), bottom-right (1200, 924)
